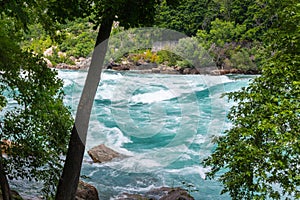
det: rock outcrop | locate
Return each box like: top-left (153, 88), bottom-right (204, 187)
top-left (88, 144), bottom-right (123, 163)
top-left (50, 54), bottom-right (260, 75)
top-left (76, 181), bottom-right (99, 200)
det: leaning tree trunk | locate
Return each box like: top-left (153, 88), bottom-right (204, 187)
top-left (55, 16), bottom-right (114, 200)
top-left (0, 156), bottom-right (12, 200)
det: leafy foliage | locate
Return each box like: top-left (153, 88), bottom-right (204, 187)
top-left (0, 5), bottom-right (74, 198)
top-left (204, 0), bottom-right (300, 199)
top-left (155, 0), bottom-right (212, 36)
top-left (89, 0), bottom-right (159, 29)
top-left (0, 0), bottom-right (89, 36)
top-left (196, 19), bottom-right (264, 71)
top-left (58, 18), bottom-right (97, 58)
top-left (198, 18), bottom-right (246, 46)
top-left (22, 17), bottom-right (97, 62)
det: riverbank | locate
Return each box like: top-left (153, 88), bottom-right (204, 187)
top-left (48, 56), bottom-right (260, 75)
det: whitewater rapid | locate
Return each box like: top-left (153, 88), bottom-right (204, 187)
top-left (58, 69), bottom-right (252, 199)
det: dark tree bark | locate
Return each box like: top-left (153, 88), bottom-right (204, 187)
top-left (55, 16), bottom-right (114, 200)
top-left (0, 156), bottom-right (12, 200)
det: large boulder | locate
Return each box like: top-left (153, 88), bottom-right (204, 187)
top-left (87, 144), bottom-right (123, 163)
top-left (76, 181), bottom-right (99, 200)
top-left (75, 57), bottom-right (91, 69)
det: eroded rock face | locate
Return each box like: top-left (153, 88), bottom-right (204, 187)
top-left (76, 181), bottom-right (99, 200)
top-left (87, 144), bottom-right (122, 163)
top-left (115, 187), bottom-right (194, 200)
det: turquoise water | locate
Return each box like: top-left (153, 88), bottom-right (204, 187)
top-left (4, 69), bottom-right (253, 199)
top-left (58, 69), bottom-right (253, 199)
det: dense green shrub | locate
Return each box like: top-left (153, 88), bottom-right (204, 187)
top-left (230, 49), bottom-right (256, 70)
top-left (157, 50), bottom-right (181, 66)
top-left (21, 17), bottom-right (97, 65)
top-left (197, 18), bottom-right (246, 46)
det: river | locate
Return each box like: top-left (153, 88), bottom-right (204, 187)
top-left (9, 69), bottom-right (253, 199)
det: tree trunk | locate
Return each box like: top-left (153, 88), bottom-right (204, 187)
top-left (55, 16), bottom-right (114, 200)
top-left (0, 156), bottom-right (12, 200)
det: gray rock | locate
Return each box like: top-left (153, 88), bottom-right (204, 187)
top-left (151, 68), bottom-right (161, 73)
top-left (76, 180), bottom-right (99, 200)
top-left (88, 144), bottom-right (122, 163)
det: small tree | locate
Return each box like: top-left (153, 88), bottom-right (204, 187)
top-left (0, 0), bottom-right (83, 198)
top-left (0, 53), bottom-right (74, 198)
top-left (204, 0), bottom-right (300, 199)
top-left (0, 21), bottom-right (74, 199)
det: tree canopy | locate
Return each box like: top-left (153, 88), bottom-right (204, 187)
top-left (0, 0), bottom-right (78, 198)
top-left (204, 0), bottom-right (300, 199)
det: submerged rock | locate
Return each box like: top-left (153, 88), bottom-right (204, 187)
top-left (76, 180), bottom-right (99, 200)
top-left (87, 144), bottom-right (123, 163)
top-left (115, 187), bottom-right (194, 200)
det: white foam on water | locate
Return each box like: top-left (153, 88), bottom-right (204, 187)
top-left (109, 128), bottom-right (129, 146)
top-left (86, 120), bottom-right (106, 148)
top-left (110, 184), bottom-right (158, 200)
top-left (57, 70), bottom-right (87, 86)
top-left (103, 154), bottom-right (163, 172)
top-left (188, 134), bottom-right (207, 144)
top-left (178, 154), bottom-right (192, 161)
top-left (95, 83), bottom-right (119, 100)
top-left (107, 145), bottom-right (193, 172)
top-left (100, 144), bottom-right (198, 173)
top-left (202, 75), bottom-right (233, 86)
top-left (101, 71), bottom-right (124, 80)
top-left (164, 166), bottom-right (211, 179)
top-left (62, 78), bottom-right (73, 87)
top-left (85, 167), bottom-right (100, 177)
top-left (87, 121), bottom-right (133, 156)
top-left (131, 89), bottom-right (176, 104)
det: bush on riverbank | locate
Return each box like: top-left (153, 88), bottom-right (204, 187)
top-left (21, 16), bottom-right (265, 73)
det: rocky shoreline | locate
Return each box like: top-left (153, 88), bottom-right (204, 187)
top-left (46, 56), bottom-right (260, 75)
top-left (86, 144), bottom-right (195, 200)
top-left (2, 144), bottom-right (194, 200)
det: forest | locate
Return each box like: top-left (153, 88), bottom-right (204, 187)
top-left (0, 0), bottom-right (299, 199)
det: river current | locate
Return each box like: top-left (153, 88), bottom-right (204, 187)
top-left (10, 69), bottom-right (253, 199)
top-left (60, 69), bottom-right (253, 199)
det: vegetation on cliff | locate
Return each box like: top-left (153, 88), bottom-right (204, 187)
top-left (21, 0), bottom-right (273, 73)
